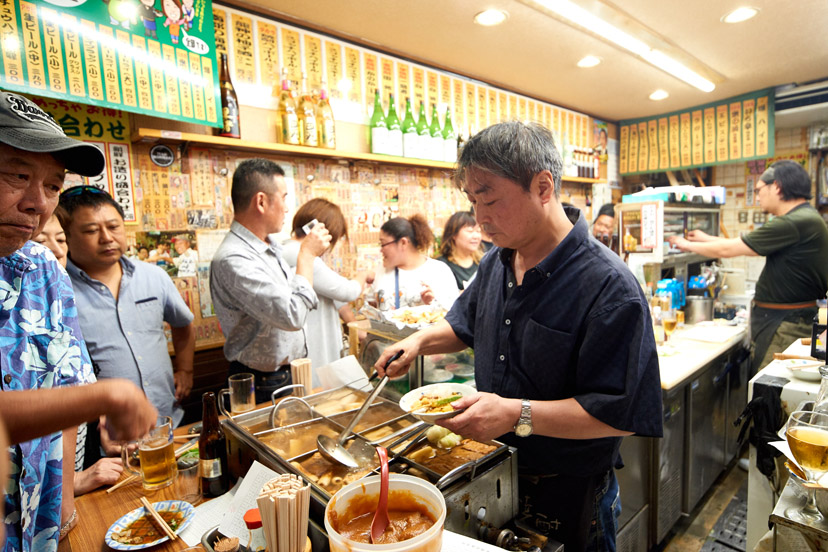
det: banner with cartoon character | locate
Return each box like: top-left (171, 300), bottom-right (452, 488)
top-left (0, 0), bottom-right (220, 127)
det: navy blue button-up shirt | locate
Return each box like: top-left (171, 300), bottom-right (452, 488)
top-left (446, 209), bottom-right (662, 476)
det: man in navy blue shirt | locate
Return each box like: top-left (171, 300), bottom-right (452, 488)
top-left (376, 122), bottom-right (662, 552)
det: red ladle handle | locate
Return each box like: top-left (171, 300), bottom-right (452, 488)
top-left (370, 446), bottom-right (390, 544)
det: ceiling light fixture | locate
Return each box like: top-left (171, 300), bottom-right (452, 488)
top-left (649, 89), bottom-right (669, 101)
top-left (523, 0), bottom-right (716, 92)
top-left (577, 55), bottom-right (601, 68)
top-left (474, 9), bottom-right (509, 26)
top-left (722, 7), bottom-right (759, 23)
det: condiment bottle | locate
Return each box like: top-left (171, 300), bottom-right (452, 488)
top-left (243, 508), bottom-right (267, 551)
top-left (199, 392), bottom-right (230, 497)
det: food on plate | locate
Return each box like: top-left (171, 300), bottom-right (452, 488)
top-left (110, 510), bottom-right (185, 545)
top-left (410, 391), bottom-right (462, 414)
top-left (391, 307), bottom-right (446, 325)
top-left (426, 426), bottom-right (462, 449)
top-left (328, 490), bottom-right (437, 544)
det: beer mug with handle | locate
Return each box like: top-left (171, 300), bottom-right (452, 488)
top-left (122, 416), bottom-right (178, 490)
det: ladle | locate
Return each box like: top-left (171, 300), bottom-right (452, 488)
top-left (317, 350), bottom-right (404, 468)
top-left (370, 446), bottom-right (390, 544)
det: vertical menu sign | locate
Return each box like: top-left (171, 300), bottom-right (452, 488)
top-left (0, 0), bottom-right (221, 127)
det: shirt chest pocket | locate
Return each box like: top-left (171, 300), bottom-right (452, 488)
top-left (519, 318), bottom-right (576, 397)
top-left (132, 297), bottom-right (164, 333)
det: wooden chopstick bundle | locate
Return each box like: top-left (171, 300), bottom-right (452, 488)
top-left (256, 474), bottom-right (310, 552)
top-left (139, 497), bottom-right (177, 541)
top-left (290, 358), bottom-right (313, 398)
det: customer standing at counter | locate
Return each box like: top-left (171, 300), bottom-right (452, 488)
top-left (670, 160), bottom-right (828, 372)
top-left (374, 215), bottom-right (459, 309)
top-left (436, 211), bottom-right (483, 291)
top-left (283, 198), bottom-right (374, 374)
top-left (376, 122), bottom-right (662, 551)
top-left (210, 159), bottom-right (331, 403)
top-left (59, 187), bottom-right (196, 427)
top-left (0, 90), bottom-right (157, 552)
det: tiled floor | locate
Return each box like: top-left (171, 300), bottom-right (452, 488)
top-left (662, 461), bottom-right (748, 552)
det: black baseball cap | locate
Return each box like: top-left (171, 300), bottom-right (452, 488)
top-left (0, 90), bottom-right (105, 177)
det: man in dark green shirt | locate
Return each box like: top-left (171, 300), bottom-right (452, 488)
top-left (670, 160), bottom-right (828, 372)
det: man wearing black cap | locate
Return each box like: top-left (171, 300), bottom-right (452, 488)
top-left (592, 203), bottom-right (616, 250)
top-left (0, 90), bottom-right (157, 551)
top-left (670, 160), bottom-right (828, 372)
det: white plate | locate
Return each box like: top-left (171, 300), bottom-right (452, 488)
top-left (105, 499), bottom-right (195, 550)
top-left (782, 359), bottom-right (824, 382)
top-left (399, 383), bottom-right (475, 423)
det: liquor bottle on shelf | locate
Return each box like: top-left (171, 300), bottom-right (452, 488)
top-left (276, 68), bottom-right (299, 145)
top-left (416, 101), bottom-right (430, 160)
top-left (442, 107), bottom-right (457, 163)
top-left (317, 85), bottom-right (336, 149)
top-left (369, 89), bottom-right (388, 155)
top-left (592, 150), bottom-right (600, 180)
top-left (385, 93), bottom-right (403, 157)
top-left (401, 97), bottom-right (419, 158)
top-left (199, 392), bottom-right (229, 497)
top-left (297, 72), bottom-right (318, 147)
top-left (216, 53), bottom-right (240, 139)
top-left (428, 104), bottom-right (442, 161)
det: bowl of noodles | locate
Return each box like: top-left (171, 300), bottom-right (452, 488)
top-left (399, 383), bottom-right (475, 423)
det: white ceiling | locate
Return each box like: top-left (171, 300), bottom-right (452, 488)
top-left (228, 0), bottom-right (828, 125)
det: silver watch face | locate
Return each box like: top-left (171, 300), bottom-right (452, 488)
top-left (515, 422), bottom-right (532, 437)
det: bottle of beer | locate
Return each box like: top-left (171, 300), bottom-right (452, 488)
top-left (216, 53), bottom-right (240, 139)
top-left (199, 392), bottom-right (229, 497)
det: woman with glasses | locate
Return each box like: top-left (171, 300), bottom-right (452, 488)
top-left (282, 199), bottom-right (374, 378)
top-left (437, 211), bottom-right (483, 290)
top-left (374, 214), bottom-right (459, 310)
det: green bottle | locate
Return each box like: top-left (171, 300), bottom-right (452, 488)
top-left (385, 93), bottom-right (403, 156)
top-left (401, 97), bottom-right (418, 158)
top-left (442, 107), bottom-right (457, 162)
top-left (416, 101), bottom-right (430, 160)
top-left (369, 89), bottom-right (387, 155)
top-left (428, 103), bottom-right (442, 161)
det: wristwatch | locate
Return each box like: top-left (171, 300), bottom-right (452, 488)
top-left (514, 399), bottom-right (533, 437)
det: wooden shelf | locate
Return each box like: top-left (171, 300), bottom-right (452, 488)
top-left (131, 128), bottom-right (456, 170)
top-left (131, 128), bottom-right (602, 184)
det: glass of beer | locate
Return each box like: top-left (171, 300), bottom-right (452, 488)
top-left (122, 416), bottom-right (178, 490)
top-left (662, 309), bottom-right (678, 342)
top-left (219, 373), bottom-right (256, 416)
top-left (785, 410), bottom-right (828, 523)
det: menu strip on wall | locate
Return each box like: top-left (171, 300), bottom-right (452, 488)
top-left (619, 88), bottom-right (775, 175)
top-left (0, 0), bottom-right (221, 127)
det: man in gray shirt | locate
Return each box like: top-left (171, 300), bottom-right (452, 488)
top-left (59, 188), bottom-right (195, 426)
top-left (210, 159), bottom-right (330, 403)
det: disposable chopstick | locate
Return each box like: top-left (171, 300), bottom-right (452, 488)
top-left (139, 497), bottom-right (177, 541)
top-left (105, 474), bottom-right (138, 494)
top-left (174, 434), bottom-right (200, 441)
top-left (174, 438), bottom-right (198, 458)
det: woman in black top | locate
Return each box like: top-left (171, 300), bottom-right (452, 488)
top-left (437, 211), bottom-right (483, 290)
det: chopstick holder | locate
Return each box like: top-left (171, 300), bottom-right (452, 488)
top-left (290, 358), bottom-right (313, 398)
top-left (106, 474), bottom-right (138, 494)
top-left (139, 497), bottom-right (177, 541)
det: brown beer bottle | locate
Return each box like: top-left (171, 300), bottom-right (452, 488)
top-left (199, 392), bottom-right (230, 497)
top-left (216, 53), bottom-right (241, 139)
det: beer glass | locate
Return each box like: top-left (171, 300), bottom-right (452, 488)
top-left (219, 373), bottom-right (256, 416)
top-left (122, 416), bottom-right (178, 490)
top-left (785, 410), bottom-right (828, 522)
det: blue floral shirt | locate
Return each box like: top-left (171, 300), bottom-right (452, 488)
top-left (1, 242), bottom-right (94, 552)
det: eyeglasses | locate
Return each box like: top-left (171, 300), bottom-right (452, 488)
top-left (60, 185), bottom-right (107, 198)
top-left (379, 239), bottom-right (400, 248)
top-left (754, 182), bottom-right (772, 195)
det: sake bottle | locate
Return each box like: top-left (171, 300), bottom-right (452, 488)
top-left (369, 89), bottom-right (388, 155)
top-left (416, 101), bottom-right (430, 160)
top-left (276, 68), bottom-right (299, 145)
top-left (428, 104), bottom-right (442, 161)
top-left (401, 97), bottom-right (418, 158)
top-left (216, 53), bottom-right (240, 139)
top-left (385, 93), bottom-right (403, 157)
top-left (317, 85), bottom-right (336, 149)
top-left (297, 72), bottom-right (318, 147)
top-left (442, 107), bottom-right (457, 163)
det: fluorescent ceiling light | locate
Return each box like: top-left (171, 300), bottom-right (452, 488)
top-left (525, 0), bottom-right (716, 92)
top-left (649, 89), bottom-right (669, 101)
top-left (577, 55), bottom-right (601, 68)
top-left (474, 9), bottom-right (509, 26)
top-left (722, 7), bottom-right (759, 23)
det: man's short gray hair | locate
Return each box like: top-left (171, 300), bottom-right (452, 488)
top-left (454, 121), bottom-right (563, 195)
